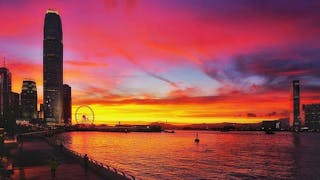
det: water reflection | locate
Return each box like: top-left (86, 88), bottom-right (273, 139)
top-left (59, 131), bottom-right (320, 179)
top-left (293, 133), bottom-right (301, 147)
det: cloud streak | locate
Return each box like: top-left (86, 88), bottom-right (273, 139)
top-left (117, 48), bottom-right (179, 88)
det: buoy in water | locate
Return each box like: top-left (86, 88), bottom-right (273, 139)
top-left (194, 133), bottom-right (200, 143)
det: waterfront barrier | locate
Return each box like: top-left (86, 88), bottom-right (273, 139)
top-left (62, 148), bottom-right (136, 180)
top-left (43, 135), bottom-right (135, 180)
top-left (17, 131), bottom-right (135, 180)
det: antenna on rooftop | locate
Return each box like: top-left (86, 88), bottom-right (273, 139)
top-left (2, 57), bottom-right (5, 67)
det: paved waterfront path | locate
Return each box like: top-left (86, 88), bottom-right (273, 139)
top-left (11, 137), bottom-right (104, 180)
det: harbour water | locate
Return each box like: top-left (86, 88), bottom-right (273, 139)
top-left (59, 131), bottom-right (320, 179)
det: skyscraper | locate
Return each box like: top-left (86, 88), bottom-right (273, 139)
top-left (303, 104), bottom-right (320, 130)
top-left (9, 92), bottom-right (19, 133)
top-left (21, 80), bottom-right (37, 120)
top-left (63, 84), bottom-right (71, 125)
top-left (0, 67), bottom-right (12, 128)
top-left (292, 80), bottom-right (301, 130)
top-left (43, 9), bottom-right (63, 124)
top-left (10, 92), bottom-right (20, 120)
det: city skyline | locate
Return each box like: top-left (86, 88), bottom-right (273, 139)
top-left (1, 1), bottom-right (320, 124)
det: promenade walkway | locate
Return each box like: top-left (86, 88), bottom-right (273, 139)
top-left (11, 137), bottom-right (104, 180)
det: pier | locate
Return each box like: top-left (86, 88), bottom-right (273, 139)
top-left (69, 124), bottom-right (162, 133)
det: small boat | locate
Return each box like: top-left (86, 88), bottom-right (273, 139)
top-left (163, 120), bottom-right (175, 133)
top-left (194, 133), bottom-right (200, 143)
top-left (163, 130), bottom-right (175, 133)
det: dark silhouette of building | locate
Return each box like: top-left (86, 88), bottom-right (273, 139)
top-left (21, 80), bottom-right (37, 121)
top-left (63, 84), bottom-right (71, 125)
top-left (303, 104), bottom-right (320, 130)
top-left (43, 9), bottom-right (63, 124)
top-left (278, 117), bottom-right (290, 130)
top-left (262, 120), bottom-right (281, 131)
top-left (9, 92), bottom-right (19, 133)
top-left (291, 80), bottom-right (301, 130)
top-left (0, 67), bottom-right (12, 129)
top-left (10, 92), bottom-right (20, 120)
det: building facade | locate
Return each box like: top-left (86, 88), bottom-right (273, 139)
top-left (63, 84), bottom-right (71, 125)
top-left (262, 120), bottom-right (281, 131)
top-left (43, 9), bottom-right (63, 124)
top-left (21, 80), bottom-right (37, 120)
top-left (10, 92), bottom-right (20, 120)
top-left (292, 80), bottom-right (301, 130)
top-left (0, 67), bottom-right (12, 128)
top-left (303, 104), bottom-right (320, 130)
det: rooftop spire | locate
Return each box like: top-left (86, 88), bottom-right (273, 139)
top-left (46, 9), bottom-right (59, 15)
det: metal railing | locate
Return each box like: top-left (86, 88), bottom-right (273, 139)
top-left (17, 131), bottom-right (136, 180)
top-left (62, 146), bottom-right (136, 180)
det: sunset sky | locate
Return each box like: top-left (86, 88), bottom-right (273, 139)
top-left (1, 0), bottom-right (320, 124)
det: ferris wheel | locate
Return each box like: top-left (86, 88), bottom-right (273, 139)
top-left (75, 105), bottom-right (95, 124)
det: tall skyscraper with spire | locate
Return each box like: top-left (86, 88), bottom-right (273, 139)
top-left (292, 80), bottom-right (301, 130)
top-left (43, 9), bottom-right (63, 124)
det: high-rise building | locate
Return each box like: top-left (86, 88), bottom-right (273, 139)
top-left (0, 67), bottom-right (12, 128)
top-left (10, 92), bottom-right (20, 120)
top-left (43, 9), bottom-right (63, 124)
top-left (21, 80), bottom-right (37, 120)
top-left (9, 92), bottom-right (19, 133)
top-left (303, 104), bottom-right (320, 130)
top-left (291, 80), bottom-right (301, 130)
top-left (63, 84), bottom-right (71, 125)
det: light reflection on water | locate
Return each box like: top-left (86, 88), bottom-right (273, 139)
top-left (59, 131), bottom-right (320, 179)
